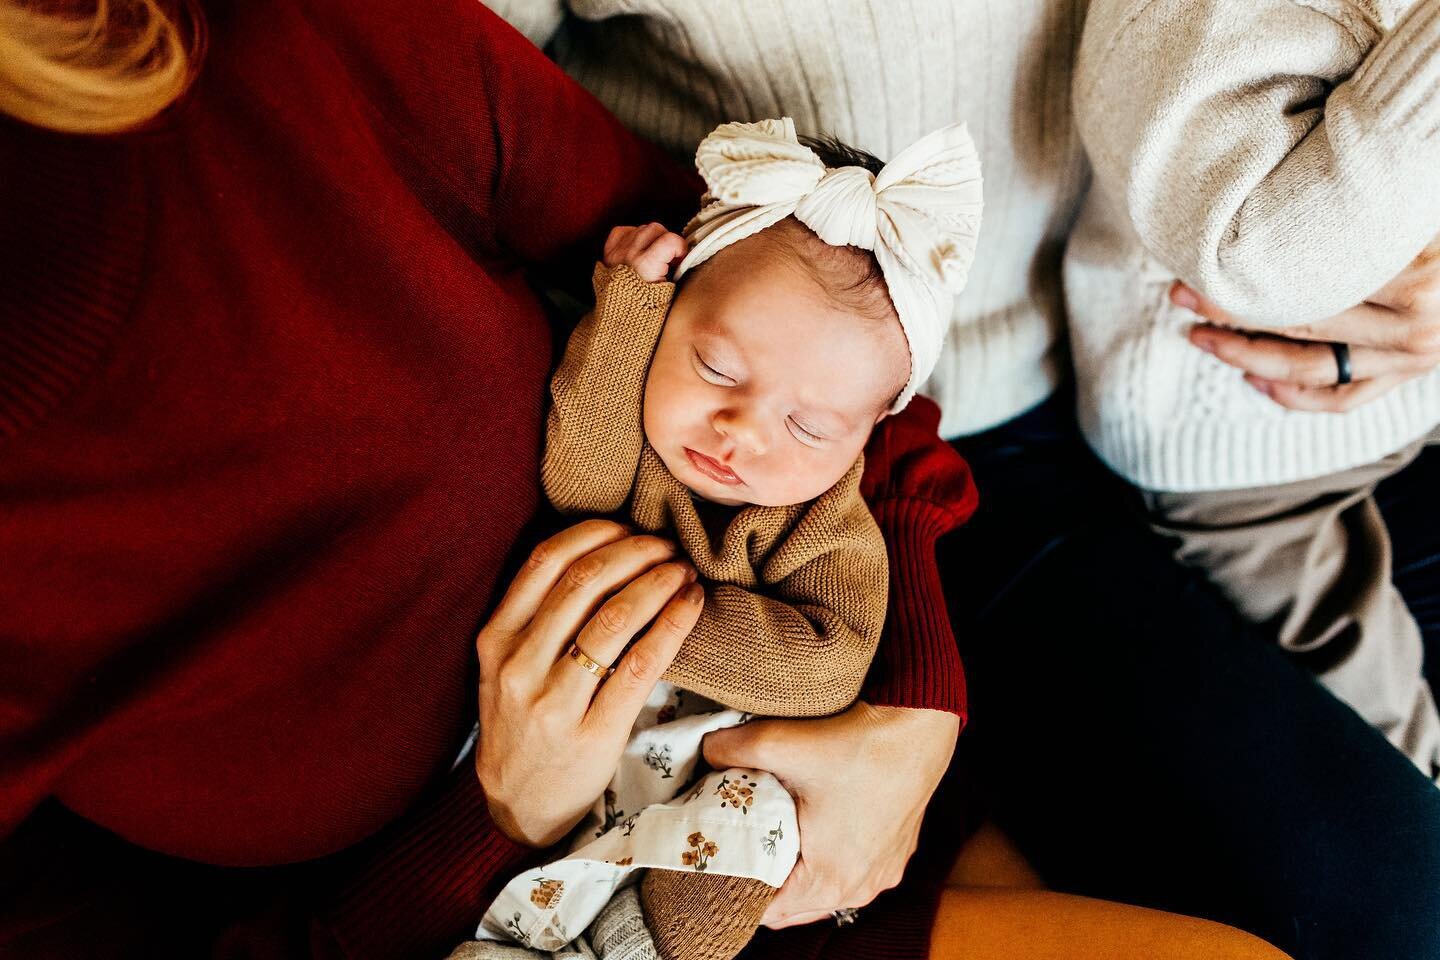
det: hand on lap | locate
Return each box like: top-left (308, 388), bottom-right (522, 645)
top-left (1176, 237), bottom-right (1440, 413)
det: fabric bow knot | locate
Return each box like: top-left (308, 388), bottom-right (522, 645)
top-left (676, 118), bottom-right (984, 411)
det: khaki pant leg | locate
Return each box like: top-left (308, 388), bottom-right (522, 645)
top-left (1145, 438), bottom-right (1439, 781)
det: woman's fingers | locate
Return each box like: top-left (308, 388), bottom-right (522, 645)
top-left (549, 560), bottom-right (697, 706)
top-left (1189, 325), bottom-right (1402, 386)
top-left (1243, 372), bottom-right (1412, 413)
top-left (481, 519), bottom-right (632, 650)
top-left (585, 582), bottom-right (703, 740)
top-left (517, 533), bottom-right (678, 670)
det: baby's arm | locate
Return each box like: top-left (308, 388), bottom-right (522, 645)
top-left (541, 226), bottom-right (685, 514)
top-left (661, 463), bottom-right (889, 718)
top-left (1075, 0), bottom-right (1440, 326)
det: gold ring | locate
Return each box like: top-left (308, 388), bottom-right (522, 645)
top-left (567, 643), bottom-right (615, 681)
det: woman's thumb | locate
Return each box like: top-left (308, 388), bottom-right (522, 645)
top-left (702, 719), bottom-right (778, 772)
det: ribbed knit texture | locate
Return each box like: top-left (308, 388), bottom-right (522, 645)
top-left (543, 264), bottom-right (888, 718)
top-left (640, 872), bottom-right (776, 960)
top-left (1067, 0), bottom-right (1440, 492)
top-left (485, 0), bottom-right (1090, 439)
top-left (322, 761), bottom-right (538, 960)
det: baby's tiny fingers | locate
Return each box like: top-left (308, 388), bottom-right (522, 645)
top-left (632, 232), bottom-right (688, 282)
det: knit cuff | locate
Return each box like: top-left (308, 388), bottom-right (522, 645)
top-left (316, 761), bottom-right (539, 960)
top-left (860, 496), bottom-right (968, 720)
top-left (1349, 0), bottom-right (1440, 141)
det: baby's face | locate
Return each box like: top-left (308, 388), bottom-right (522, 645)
top-left (644, 237), bottom-right (909, 507)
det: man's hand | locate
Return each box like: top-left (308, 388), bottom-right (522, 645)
top-left (1178, 238), bottom-right (1440, 412)
top-left (702, 702), bottom-right (960, 928)
top-left (603, 223), bottom-right (688, 283)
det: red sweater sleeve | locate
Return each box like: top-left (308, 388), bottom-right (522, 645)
top-left (304, 0), bottom-right (702, 272)
top-left (311, 755), bottom-right (539, 960)
top-left (858, 397), bottom-right (979, 720)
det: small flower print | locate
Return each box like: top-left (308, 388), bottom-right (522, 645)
top-left (529, 877), bottom-right (564, 910)
top-left (595, 788), bottom-right (625, 837)
top-left (714, 773), bottom-right (755, 814)
top-left (505, 912), bottom-right (531, 946)
top-left (620, 812), bottom-right (640, 837)
top-left (681, 831), bottom-right (719, 871)
top-left (761, 822), bottom-right (784, 856)
top-left (644, 743), bottom-right (675, 779)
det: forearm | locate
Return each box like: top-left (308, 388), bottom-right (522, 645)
top-left (316, 753), bottom-right (540, 960)
top-left (662, 581), bottom-right (881, 718)
top-left (1077, 0), bottom-right (1440, 325)
top-left (856, 397), bottom-right (980, 719)
top-left (542, 264), bottom-right (673, 514)
top-left (859, 495), bottom-right (969, 718)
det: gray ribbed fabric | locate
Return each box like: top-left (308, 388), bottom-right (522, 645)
top-left (485, 0), bottom-right (1089, 438)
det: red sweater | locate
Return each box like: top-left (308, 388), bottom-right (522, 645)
top-left (0, 2), bottom-right (976, 957)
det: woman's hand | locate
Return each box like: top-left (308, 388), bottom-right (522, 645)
top-left (1178, 238), bottom-right (1440, 412)
top-left (603, 223), bottom-right (688, 282)
top-left (702, 702), bottom-right (960, 928)
top-left (476, 519), bottom-right (704, 848)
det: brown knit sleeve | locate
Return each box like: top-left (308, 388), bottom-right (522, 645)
top-left (541, 263), bottom-right (675, 515)
top-left (660, 462), bottom-right (889, 718)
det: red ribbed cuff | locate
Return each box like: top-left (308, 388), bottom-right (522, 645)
top-left (316, 762), bottom-right (539, 960)
top-left (860, 496), bottom-right (968, 722)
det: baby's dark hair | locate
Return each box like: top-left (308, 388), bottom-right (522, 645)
top-left (683, 132), bottom-right (908, 406)
top-left (767, 133), bottom-right (894, 326)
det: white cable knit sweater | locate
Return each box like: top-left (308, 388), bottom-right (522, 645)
top-left (486, 0), bottom-right (1090, 438)
top-left (1066, 0), bottom-right (1440, 492)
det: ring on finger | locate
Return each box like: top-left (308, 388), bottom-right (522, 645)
top-left (566, 642), bottom-right (615, 681)
top-left (1332, 342), bottom-right (1354, 386)
top-left (832, 908), bottom-right (860, 927)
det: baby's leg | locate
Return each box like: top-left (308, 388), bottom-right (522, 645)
top-left (640, 870), bottom-right (776, 960)
top-left (1145, 437), bottom-right (1439, 780)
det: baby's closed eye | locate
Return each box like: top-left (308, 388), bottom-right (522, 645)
top-left (787, 417), bottom-right (826, 447)
top-left (693, 349), bottom-right (737, 386)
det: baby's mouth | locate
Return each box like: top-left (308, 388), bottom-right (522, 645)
top-left (684, 447), bottom-right (743, 486)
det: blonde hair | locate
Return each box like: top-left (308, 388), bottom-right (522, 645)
top-left (0, 0), bottom-right (203, 134)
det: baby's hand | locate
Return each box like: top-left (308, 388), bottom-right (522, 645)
top-left (603, 223), bottom-right (688, 283)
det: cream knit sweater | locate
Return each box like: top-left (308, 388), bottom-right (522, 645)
top-left (486, 0), bottom-right (1090, 438)
top-left (1066, 0), bottom-right (1440, 491)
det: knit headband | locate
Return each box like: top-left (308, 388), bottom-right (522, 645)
top-left (675, 118), bottom-right (983, 412)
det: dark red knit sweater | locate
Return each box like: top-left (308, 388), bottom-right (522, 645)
top-left (0, 2), bottom-right (976, 957)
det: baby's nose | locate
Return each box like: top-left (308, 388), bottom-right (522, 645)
top-left (713, 407), bottom-right (768, 457)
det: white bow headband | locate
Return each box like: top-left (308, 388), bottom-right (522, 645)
top-left (675, 118), bottom-right (983, 411)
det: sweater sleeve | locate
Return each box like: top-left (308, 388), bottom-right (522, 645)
top-left (858, 397), bottom-right (980, 719)
top-left (661, 465), bottom-right (890, 719)
top-left (543, 264), bottom-right (673, 515)
top-left (313, 0), bottom-right (701, 278)
top-left (1074, 0), bottom-right (1440, 326)
top-left (312, 754), bottom-right (540, 960)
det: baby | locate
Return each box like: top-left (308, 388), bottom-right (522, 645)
top-left (478, 118), bottom-right (982, 960)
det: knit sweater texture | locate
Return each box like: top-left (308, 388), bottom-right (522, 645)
top-left (486, 0), bottom-right (1090, 439)
top-left (0, 4), bottom-right (980, 958)
top-left (543, 264), bottom-right (887, 717)
top-left (1065, 0), bottom-right (1440, 492)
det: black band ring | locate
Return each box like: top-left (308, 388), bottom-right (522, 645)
top-left (1332, 342), bottom-right (1354, 386)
